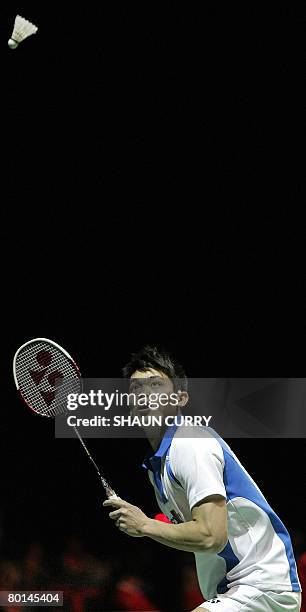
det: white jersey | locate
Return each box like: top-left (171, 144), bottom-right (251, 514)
top-left (142, 425), bottom-right (301, 601)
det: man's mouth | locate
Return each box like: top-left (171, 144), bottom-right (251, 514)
top-left (136, 404), bottom-right (151, 412)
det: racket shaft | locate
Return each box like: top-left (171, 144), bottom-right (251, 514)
top-left (73, 427), bottom-right (118, 498)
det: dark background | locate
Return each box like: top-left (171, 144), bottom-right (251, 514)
top-left (0, 2), bottom-right (305, 610)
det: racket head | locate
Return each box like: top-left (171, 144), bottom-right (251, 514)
top-left (13, 338), bottom-right (82, 418)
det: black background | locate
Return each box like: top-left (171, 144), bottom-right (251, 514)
top-left (0, 1), bottom-right (305, 608)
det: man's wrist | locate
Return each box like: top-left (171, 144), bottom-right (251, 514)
top-left (140, 517), bottom-right (156, 537)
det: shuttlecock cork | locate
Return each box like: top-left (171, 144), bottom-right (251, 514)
top-left (8, 15), bottom-right (38, 49)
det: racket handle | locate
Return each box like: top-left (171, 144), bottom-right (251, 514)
top-left (105, 486), bottom-right (119, 500)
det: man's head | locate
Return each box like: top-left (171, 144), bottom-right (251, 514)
top-left (123, 346), bottom-right (188, 418)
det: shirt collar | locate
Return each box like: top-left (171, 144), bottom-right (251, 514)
top-left (142, 422), bottom-right (179, 472)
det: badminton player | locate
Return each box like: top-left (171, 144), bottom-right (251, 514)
top-left (104, 347), bottom-right (301, 611)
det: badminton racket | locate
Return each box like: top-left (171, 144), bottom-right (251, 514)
top-left (13, 337), bottom-right (118, 499)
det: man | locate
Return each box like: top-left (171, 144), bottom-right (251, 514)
top-left (104, 347), bottom-right (301, 611)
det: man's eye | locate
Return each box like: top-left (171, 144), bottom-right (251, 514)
top-left (130, 384), bottom-right (140, 392)
top-left (151, 380), bottom-right (162, 387)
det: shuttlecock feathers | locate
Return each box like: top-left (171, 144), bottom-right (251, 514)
top-left (8, 15), bottom-right (38, 49)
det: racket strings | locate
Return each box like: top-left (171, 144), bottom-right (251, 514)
top-left (15, 341), bottom-right (80, 417)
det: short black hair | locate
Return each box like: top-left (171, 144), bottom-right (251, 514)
top-left (123, 345), bottom-right (188, 391)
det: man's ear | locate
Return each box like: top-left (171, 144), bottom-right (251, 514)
top-left (176, 391), bottom-right (189, 407)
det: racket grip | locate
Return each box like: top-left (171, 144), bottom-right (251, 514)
top-left (106, 487), bottom-right (119, 500)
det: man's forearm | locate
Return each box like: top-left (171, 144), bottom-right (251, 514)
top-left (141, 518), bottom-right (222, 553)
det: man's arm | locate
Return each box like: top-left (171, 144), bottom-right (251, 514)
top-left (103, 495), bottom-right (228, 554)
top-left (144, 495), bottom-right (228, 553)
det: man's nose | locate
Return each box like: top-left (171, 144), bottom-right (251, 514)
top-left (137, 386), bottom-right (152, 402)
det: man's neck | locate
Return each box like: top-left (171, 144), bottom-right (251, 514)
top-left (146, 426), bottom-right (167, 452)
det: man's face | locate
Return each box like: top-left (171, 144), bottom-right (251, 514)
top-left (129, 368), bottom-right (179, 419)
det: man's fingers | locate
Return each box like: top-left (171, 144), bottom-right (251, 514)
top-left (103, 498), bottom-right (127, 508)
top-left (109, 509), bottom-right (124, 519)
top-left (115, 517), bottom-right (127, 531)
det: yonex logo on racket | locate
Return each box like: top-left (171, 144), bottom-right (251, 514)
top-left (28, 349), bottom-right (65, 406)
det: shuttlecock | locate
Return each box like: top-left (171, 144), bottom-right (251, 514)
top-left (8, 15), bottom-right (38, 49)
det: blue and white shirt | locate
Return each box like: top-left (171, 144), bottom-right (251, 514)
top-left (142, 424), bottom-right (301, 601)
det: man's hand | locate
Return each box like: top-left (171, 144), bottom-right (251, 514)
top-left (103, 498), bottom-right (149, 537)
